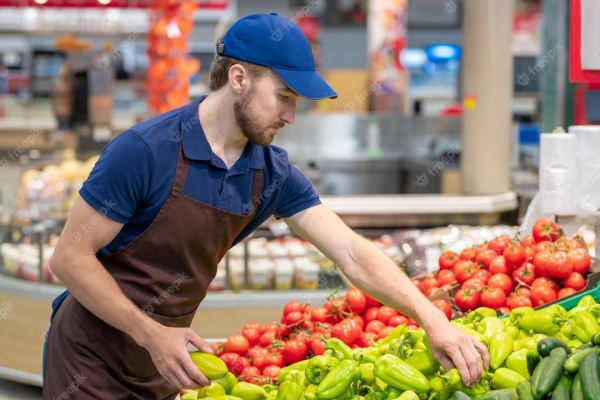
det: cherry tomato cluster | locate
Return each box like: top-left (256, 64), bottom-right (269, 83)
top-left (443, 219), bottom-right (592, 314)
top-left (210, 286), bottom-right (445, 386)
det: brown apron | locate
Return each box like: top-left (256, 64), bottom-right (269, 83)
top-left (43, 143), bottom-right (264, 399)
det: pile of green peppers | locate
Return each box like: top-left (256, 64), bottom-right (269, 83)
top-left (189, 296), bottom-right (600, 400)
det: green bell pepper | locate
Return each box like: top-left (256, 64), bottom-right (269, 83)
top-left (489, 332), bottom-right (514, 370)
top-left (477, 317), bottom-right (506, 339)
top-left (397, 391), bottom-right (419, 400)
top-left (279, 360), bottom-right (311, 383)
top-left (267, 391), bottom-right (278, 400)
top-left (315, 359), bottom-right (361, 400)
top-left (517, 310), bottom-right (566, 335)
top-left (569, 338), bottom-right (585, 349)
top-left (413, 337), bottom-right (428, 351)
top-left (373, 354), bottom-right (430, 394)
top-left (567, 306), bottom-right (588, 319)
top-left (306, 356), bottom-right (340, 385)
top-left (383, 387), bottom-right (402, 399)
top-left (505, 348), bottom-right (530, 378)
top-left (467, 308), bottom-right (497, 325)
top-left (405, 350), bottom-right (440, 375)
top-left (450, 321), bottom-right (488, 345)
top-left (231, 382), bottom-right (267, 400)
top-left (199, 382), bottom-right (227, 398)
top-left (359, 363), bottom-right (375, 386)
top-left (364, 393), bottom-right (385, 400)
top-left (571, 310), bottom-right (599, 343)
top-left (300, 385), bottom-right (317, 400)
top-left (560, 320), bottom-right (575, 339)
top-left (588, 304), bottom-right (600, 324)
top-left (277, 376), bottom-right (304, 400)
top-left (490, 368), bottom-right (526, 389)
top-left (440, 369), bottom-right (485, 396)
top-left (354, 347), bottom-right (381, 365)
top-left (286, 370), bottom-right (307, 388)
top-left (505, 326), bottom-right (520, 340)
top-left (217, 373), bottom-right (239, 395)
top-left (510, 307), bottom-right (534, 324)
top-left (324, 338), bottom-right (355, 361)
top-left (577, 295), bottom-right (596, 309)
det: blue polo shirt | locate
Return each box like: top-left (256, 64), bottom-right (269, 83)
top-left (80, 95), bottom-right (321, 257)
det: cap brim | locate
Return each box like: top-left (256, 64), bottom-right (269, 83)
top-left (272, 68), bottom-right (338, 100)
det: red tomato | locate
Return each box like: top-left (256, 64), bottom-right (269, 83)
top-left (503, 244), bottom-right (526, 269)
top-left (346, 288), bottom-right (367, 314)
top-left (363, 292), bottom-right (381, 308)
top-left (365, 320), bottom-right (386, 334)
top-left (283, 301), bottom-right (305, 316)
top-left (211, 342), bottom-right (225, 357)
top-left (355, 331), bottom-right (378, 348)
top-left (476, 249), bottom-right (498, 268)
top-left (489, 256), bottom-right (510, 275)
top-left (284, 311), bottom-right (306, 328)
top-left (536, 241), bottom-right (552, 253)
top-left (521, 234), bottom-right (536, 248)
top-left (439, 251), bottom-right (460, 270)
top-left (475, 243), bottom-right (489, 256)
top-left (532, 277), bottom-right (558, 294)
top-left (362, 307), bottom-right (380, 324)
top-left (512, 263), bottom-right (536, 286)
top-left (460, 248), bottom-right (476, 261)
top-left (533, 251), bottom-right (551, 277)
top-left (515, 287), bottom-right (531, 298)
top-left (311, 307), bottom-right (331, 323)
top-left (310, 336), bottom-right (326, 356)
top-left (262, 365), bottom-right (280, 382)
top-left (488, 273), bottom-right (513, 296)
top-left (220, 353), bottom-right (245, 376)
top-left (422, 278), bottom-right (440, 290)
top-left (241, 366), bottom-right (261, 381)
top-left (454, 288), bottom-right (481, 311)
top-left (432, 299), bottom-right (452, 320)
top-left (554, 238), bottom-right (572, 252)
top-left (377, 326), bottom-right (395, 339)
top-left (558, 287), bottom-right (577, 299)
top-left (488, 236), bottom-right (512, 255)
top-left (480, 287), bottom-right (507, 309)
top-left (474, 269), bottom-right (492, 284)
top-left (281, 340), bottom-right (308, 365)
top-left (532, 218), bottom-right (559, 242)
top-left (454, 260), bottom-right (480, 284)
top-left (506, 294), bottom-right (532, 310)
top-left (413, 279), bottom-right (426, 293)
top-left (259, 331), bottom-right (278, 348)
top-left (388, 315), bottom-right (409, 327)
top-left (564, 272), bottom-right (586, 291)
top-left (531, 285), bottom-right (557, 306)
top-left (546, 251), bottom-right (574, 278)
top-left (435, 269), bottom-right (457, 286)
top-left (314, 322), bottom-right (333, 337)
top-left (461, 278), bottom-right (486, 291)
top-left (264, 323), bottom-right (281, 336)
top-left (350, 314), bottom-right (365, 331)
top-left (243, 322), bottom-right (264, 335)
top-left (498, 307), bottom-right (510, 315)
top-left (407, 324), bottom-right (420, 330)
top-left (241, 328), bottom-right (261, 348)
top-left (290, 331), bottom-right (312, 348)
top-left (569, 249), bottom-right (591, 275)
top-left (224, 334), bottom-right (250, 356)
top-left (331, 319), bottom-right (360, 346)
top-left (325, 297), bottom-right (349, 323)
top-left (524, 246), bottom-right (536, 263)
top-left (248, 346), bottom-right (268, 361)
top-left (377, 306), bottom-right (399, 325)
top-left (262, 352), bottom-right (285, 369)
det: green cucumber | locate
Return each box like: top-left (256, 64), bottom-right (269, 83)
top-left (572, 372), bottom-right (584, 400)
top-left (551, 374), bottom-right (573, 400)
top-left (516, 380), bottom-right (533, 400)
top-left (531, 347), bottom-right (568, 399)
top-left (526, 351), bottom-right (541, 376)
top-left (538, 338), bottom-right (572, 357)
top-left (589, 332), bottom-right (600, 346)
top-left (579, 352), bottom-right (600, 400)
top-left (470, 388), bottom-right (518, 400)
top-left (564, 347), bottom-right (600, 373)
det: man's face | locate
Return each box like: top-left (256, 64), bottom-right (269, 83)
top-left (233, 71), bottom-right (299, 147)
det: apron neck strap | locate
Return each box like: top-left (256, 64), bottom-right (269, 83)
top-left (173, 143), bottom-right (189, 195)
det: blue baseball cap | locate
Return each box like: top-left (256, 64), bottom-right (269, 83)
top-left (217, 13), bottom-right (338, 100)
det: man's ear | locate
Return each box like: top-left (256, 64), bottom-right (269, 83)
top-left (228, 64), bottom-right (246, 94)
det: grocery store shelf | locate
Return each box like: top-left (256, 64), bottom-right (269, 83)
top-left (320, 192), bottom-right (517, 215)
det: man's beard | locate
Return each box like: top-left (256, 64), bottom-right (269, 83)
top-left (233, 86), bottom-right (283, 147)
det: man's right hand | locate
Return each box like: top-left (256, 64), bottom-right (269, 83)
top-left (140, 324), bottom-right (213, 390)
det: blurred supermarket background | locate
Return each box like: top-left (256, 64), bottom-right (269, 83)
top-left (0, 0), bottom-right (599, 397)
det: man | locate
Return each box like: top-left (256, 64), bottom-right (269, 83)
top-left (43, 13), bottom-right (488, 399)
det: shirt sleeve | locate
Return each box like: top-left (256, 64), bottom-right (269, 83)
top-left (273, 163), bottom-right (322, 219)
top-left (79, 130), bottom-right (154, 224)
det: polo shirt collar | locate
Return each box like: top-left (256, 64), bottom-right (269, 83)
top-left (180, 96), bottom-right (265, 170)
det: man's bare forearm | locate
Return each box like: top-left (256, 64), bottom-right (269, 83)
top-left (337, 236), bottom-right (447, 329)
top-left (50, 251), bottom-right (159, 346)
